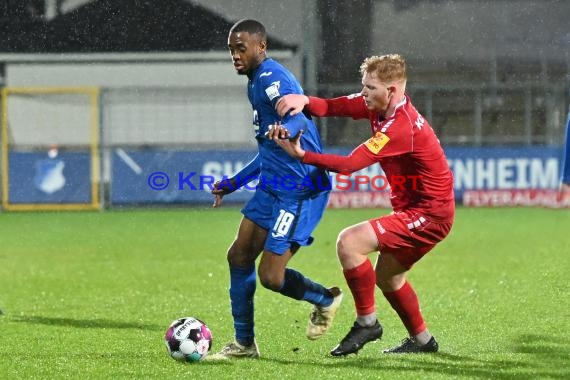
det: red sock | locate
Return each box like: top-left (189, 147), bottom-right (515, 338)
top-left (343, 260), bottom-right (376, 316)
top-left (382, 281), bottom-right (426, 335)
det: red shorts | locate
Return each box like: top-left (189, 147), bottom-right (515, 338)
top-left (368, 210), bottom-right (453, 269)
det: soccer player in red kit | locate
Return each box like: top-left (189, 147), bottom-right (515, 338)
top-left (269, 54), bottom-right (455, 356)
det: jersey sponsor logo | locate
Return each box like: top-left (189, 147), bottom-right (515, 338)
top-left (364, 132), bottom-right (390, 154)
top-left (259, 71), bottom-right (272, 78)
top-left (265, 80), bottom-right (281, 100)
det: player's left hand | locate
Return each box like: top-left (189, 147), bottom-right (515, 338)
top-left (265, 122), bottom-right (291, 140)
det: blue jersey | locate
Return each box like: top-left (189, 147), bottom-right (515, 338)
top-left (561, 112), bottom-right (570, 185)
top-left (235, 58), bottom-right (330, 199)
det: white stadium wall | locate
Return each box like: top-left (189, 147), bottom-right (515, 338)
top-left (4, 52), bottom-right (300, 147)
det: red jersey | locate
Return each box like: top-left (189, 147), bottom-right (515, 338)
top-left (303, 94), bottom-right (454, 222)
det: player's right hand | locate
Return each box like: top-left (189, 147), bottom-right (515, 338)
top-left (273, 131), bottom-right (305, 161)
top-left (265, 122), bottom-right (291, 140)
top-left (276, 94), bottom-right (309, 117)
top-left (211, 178), bottom-right (237, 208)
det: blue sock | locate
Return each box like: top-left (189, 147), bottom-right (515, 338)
top-left (279, 268), bottom-right (333, 307)
top-left (229, 265), bottom-right (256, 346)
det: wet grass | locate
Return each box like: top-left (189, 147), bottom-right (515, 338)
top-left (0, 207), bottom-right (568, 379)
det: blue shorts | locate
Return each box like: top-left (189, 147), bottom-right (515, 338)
top-left (241, 189), bottom-right (330, 255)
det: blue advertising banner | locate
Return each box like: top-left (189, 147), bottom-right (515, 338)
top-left (111, 149), bottom-right (258, 205)
top-left (445, 146), bottom-right (565, 207)
top-left (109, 146), bottom-right (565, 207)
top-left (6, 147), bottom-right (565, 208)
top-left (8, 151), bottom-right (93, 204)
top-left (446, 146), bottom-right (562, 196)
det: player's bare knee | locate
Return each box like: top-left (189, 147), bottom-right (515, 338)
top-left (227, 245), bottom-right (254, 267)
top-left (258, 269), bottom-right (282, 291)
top-left (336, 228), bottom-right (357, 262)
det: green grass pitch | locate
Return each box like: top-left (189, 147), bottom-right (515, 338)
top-left (0, 207), bottom-right (568, 379)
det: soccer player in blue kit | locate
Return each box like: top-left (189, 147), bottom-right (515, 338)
top-left (208, 19), bottom-right (343, 360)
top-left (561, 114), bottom-right (570, 195)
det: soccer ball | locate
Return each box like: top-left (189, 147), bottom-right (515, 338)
top-left (164, 317), bottom-right (213, 362)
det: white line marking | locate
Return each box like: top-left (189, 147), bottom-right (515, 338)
top-left (115, 148), bottom-right (142, 174)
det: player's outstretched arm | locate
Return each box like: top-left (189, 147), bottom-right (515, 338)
top-left (211, 154), bottom-right (261, 208)
top-left (272, 125), bottom-right (376, 174)
top-left (276, 94), bottom-right (309, 117)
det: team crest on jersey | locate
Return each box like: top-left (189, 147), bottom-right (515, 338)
top-left (364, 132), bottom-right (390, 154)
top-left (264, 81), bottom-right (281, 100)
